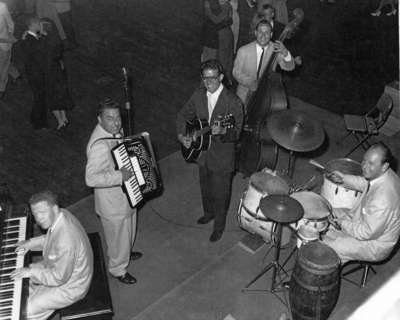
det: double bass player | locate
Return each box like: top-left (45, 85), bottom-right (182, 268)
top-left (233, 19), bottom-right (294, 107)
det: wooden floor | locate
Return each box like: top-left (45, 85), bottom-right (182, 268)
top-left (0, 0), bottom-right (398, 206)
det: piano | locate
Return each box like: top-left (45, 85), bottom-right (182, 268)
top-left (0, 186), bottom-right (31, 320)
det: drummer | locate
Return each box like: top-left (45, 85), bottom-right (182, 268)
top-left (322, 142), bottom-right (400, 264)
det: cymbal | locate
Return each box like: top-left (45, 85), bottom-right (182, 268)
top-left (267, 110), bottom-right (325, 152)
top-left (259, 194), bottom-right (304, 224)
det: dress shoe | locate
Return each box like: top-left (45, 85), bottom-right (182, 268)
top-left (197, 216), bottom-right (214, 224)
top-left (386, 9), bottom-right (397, 16)
top-left (209, 230), bottom-right (223, 242)
top-left (130, 251), bottom-right (143, 261)
top-left (114, 272), bottom-right (137, 284)
top-left (282, 281), bottom-right (290, 289)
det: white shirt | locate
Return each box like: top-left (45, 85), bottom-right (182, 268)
top-left (206, 84), bottom-right (224, 122)
top-left (27, 30), bottom-right (40, 40)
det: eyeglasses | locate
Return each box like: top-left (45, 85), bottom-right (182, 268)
top-left (201, 75), bottom-right (220, 81)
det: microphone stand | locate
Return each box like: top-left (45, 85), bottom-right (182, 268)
top-left (122, 67), bottom-right (133, 136)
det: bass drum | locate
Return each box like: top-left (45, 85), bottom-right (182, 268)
top-left (237, 170), bottom-right (292, 246)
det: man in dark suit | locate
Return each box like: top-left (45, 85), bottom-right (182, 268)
top-left (176, 59), bottom-right (243, 242)
top-left (21, 15), bottom-right (48, 129)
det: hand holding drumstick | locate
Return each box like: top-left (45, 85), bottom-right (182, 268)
top-left (308, 159), bottom-right (344, 184)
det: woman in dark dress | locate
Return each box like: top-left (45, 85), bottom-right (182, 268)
top-left (40, 17), bottom-right (73, 129)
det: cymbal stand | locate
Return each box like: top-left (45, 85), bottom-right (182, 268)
top-left (242, 222), bottom-right (291, 295)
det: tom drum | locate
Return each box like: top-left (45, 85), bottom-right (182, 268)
top-left (320, 158), bottom-right (362, 209)
top-left (290, 191), bottom-right (332, 235)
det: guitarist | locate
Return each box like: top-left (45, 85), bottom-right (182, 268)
top-left (176, 59), bottom-right (244, 242)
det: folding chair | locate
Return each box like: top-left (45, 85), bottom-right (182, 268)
top-left (343, 93), bottom-right (393, 157)
top-left (341, 261), bottom-right (377, 288)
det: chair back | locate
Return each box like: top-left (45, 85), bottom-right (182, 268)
top-left (375, 93), bottom-right (393, 129)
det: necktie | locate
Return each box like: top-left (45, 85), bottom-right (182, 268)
top-left (257, 47), bottom-right (265, 80)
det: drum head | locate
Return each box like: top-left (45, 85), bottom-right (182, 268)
top-left (291, 191), bottom-right (332, 220)
top-left (325, 158), bottom-right (362, 182)
top-left (299, 241), bottom-right (340, 270)
top-left (250, 171), bottom-right (289, 195)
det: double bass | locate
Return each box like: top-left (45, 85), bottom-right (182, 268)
top-left (238, 9), bottom-right (304, 175)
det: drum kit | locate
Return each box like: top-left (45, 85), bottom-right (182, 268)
top-left (238, 110), bottom-right (361, 300)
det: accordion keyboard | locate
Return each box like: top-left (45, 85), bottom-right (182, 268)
top-left (113, 144), bottom-right (143, 207)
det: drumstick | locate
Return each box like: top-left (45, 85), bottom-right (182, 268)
top-left (308, 159), bottom-right (326, 171)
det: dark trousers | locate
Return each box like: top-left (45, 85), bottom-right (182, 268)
top-left (199, 165), bottom-right (233, 232)
top-left (59, 11), bottom-right (76, 44)
top-left (27, 72), bottom-right (47, 128)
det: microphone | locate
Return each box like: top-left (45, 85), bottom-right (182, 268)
top-left (122, 67), bottom-right (131, 111)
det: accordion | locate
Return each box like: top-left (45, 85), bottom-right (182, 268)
top-left (112, 132), bottom-right (162, 207)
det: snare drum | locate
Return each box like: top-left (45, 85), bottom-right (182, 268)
top-left (290, 191), bottom-right (332, 234)
top-left (320, 158), bottom-right (362, 209)
top-left (238, 170), bottom-right (292, 246)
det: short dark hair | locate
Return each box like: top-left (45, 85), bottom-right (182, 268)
top-left (25, 14), bottom-right (39, 29)
top-left (370, 142), bottom-right (393, 165)
top-left (200, 59), bottom-right (224, 76)
top-left (261, 4), bottom-right (275, 13)
top-left (97, 97), bottom-right (120, 116)
top-left (29, 190), bottom-right (59, 207)
top-left (255, 19), bottom-right (272, 32)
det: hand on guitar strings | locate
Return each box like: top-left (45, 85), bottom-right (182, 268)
top-left (178, 134), bottom-right (192, 148)
top-left (211, 123), bottom-right (227, 135)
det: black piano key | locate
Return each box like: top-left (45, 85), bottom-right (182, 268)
top-left (2, 233), bottom-right (18, 240)
top-left (0, 308), bottom-right (12, 316)
top-left (0, 284), bottom-right (13, 291)
top-left (0, 291), bottom-right (13, 300)
top-left (3, 220), bottom-right (19, 227)
top-left (0, 260), bottom-right (16, 269)
top-left (0, 248), bottom-right (14, 255)
top-left (2, 240), bottom-right (17, 246)
top-left (0, 300), bottom-right (12, 308)
top-left (2, 227), bottom-right (18, 233)
top-left (0, 276), bottom-right (12, 284)
top-left (0, 254), bottom-right (16, 261)
top-left (0, 269), bottom-right (14, 277)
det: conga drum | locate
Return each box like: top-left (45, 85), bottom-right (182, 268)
top-left (237, 170), bottom-right (292, 246)
top-left (320, 158), bottom-right (362, 209)
top-left (289, 241), bottom-right (340, 320)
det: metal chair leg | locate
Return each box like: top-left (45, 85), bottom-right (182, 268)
top-left (345, 134), bottom-right (372, 157)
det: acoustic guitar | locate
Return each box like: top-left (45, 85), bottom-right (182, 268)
top-left (181, 114), bottom-right (235, 162)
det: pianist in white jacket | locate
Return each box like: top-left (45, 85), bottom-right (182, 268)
top-left (11, 191), bottom-right (93, 320)
top-left (85, 98), bottom-right (139, 285)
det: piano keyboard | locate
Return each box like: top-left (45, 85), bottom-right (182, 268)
top-left (113, 144), bottom-right (143, 207)
top-left (0, 217), bottom-right (27, 320)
